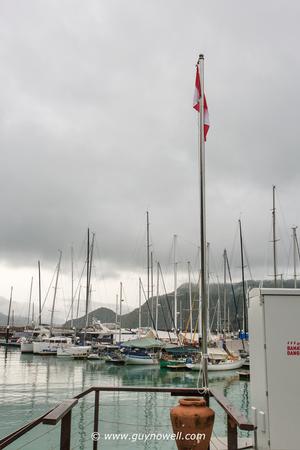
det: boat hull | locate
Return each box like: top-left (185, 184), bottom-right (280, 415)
top-left (125, 355), bottom-right (158, 365)
top-left (186, 359), bottom-right (245, 372)
top-left (20, 342), bottom-right (34, 353)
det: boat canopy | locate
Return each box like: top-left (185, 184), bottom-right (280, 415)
top-left (163, 345), bottom-right (199, 355)
top-left (121, 337), bottom-right (165, 349)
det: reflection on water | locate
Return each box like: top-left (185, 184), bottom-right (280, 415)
top-left (0, 348), bottom-right (251, 449)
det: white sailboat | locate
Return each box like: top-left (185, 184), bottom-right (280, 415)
top-left (186, 346), bottom-right (244, 371)
top-left (186, 358), bottom-right (244, 372)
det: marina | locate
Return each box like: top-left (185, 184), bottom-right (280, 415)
top-left (0, 347), bottom-right (252, 449)
top-left (0, 2), bottom-right (300, 449)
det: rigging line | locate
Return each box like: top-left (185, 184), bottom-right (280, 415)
top-left (295, 232), bottom-right (300, 266)
top-left (155, 266), bottom-right (172, 341)
top-left (158, 294), bottom-right (172, 342)
top-left (121, 284), bottom-right (130, 311)
top-left (276, 190), bottom-right (292, 256)
top-left (40, 262), bottom-right (58, 313)
top-left (64, 261), bottom-right (87, 323)
top-left (140, 279), bottom-right (158, 337)
top-left (266, 219), bottom-right (275, 279)
top-left (242, 242), bottom-right (254, 282)
top-left (261, 220), bottom-right (273, 285)
top-left (158, 263), bottom-right (179, 341)
top-left (226, 254), bottom-right (241, 331)
top-left (286, 237), bottom-right (292, 280)
top-left (60, 284), bottom-right (68, 321)
top-left (228, 221), bottom-right (239, 267)
top-left (129, 219), bottom-right (147, 265)
top-left (209, 301), bottom-right (218, 331)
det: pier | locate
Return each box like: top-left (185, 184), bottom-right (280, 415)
top-left (0, 385), bottom-right (256, 450)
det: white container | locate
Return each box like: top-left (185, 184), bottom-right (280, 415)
top-left (249, 288), bottom-right (300, 450)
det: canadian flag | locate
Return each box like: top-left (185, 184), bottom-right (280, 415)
top-left (193, 65), bottom-right (210, 141)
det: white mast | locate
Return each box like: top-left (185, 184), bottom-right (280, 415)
top-left (173, 234), bottom-right (178, 330)
top-left (223, 249), bottom-right (227, 334)
top-left (119, 282), bottom-right (123, 344)
top-left (6, 286), bottom-right (13, 343)
top-left (50, 250), bottom-right (62, 336)
top-left (272, 185), bottom-right (278, 287)
top-left (151, 251), bottom-right (154, 323)
top-left (146, 211), bottom-right (150, 326)
top-left (155, 262), bottom-right (159, 333)
top-left (217, 284), bottom-right (221, 334)
top-left (27, 276), bottom-right (33, 327)
top-left (76, 285), bottom-right (82, 320)
top-left (292, 226), bottom-right (298, 288)
top-left (138, 277), bottom-right (142, 329)
top-left (38, 260), bottom-right (42, 326)
top-left (32, 302), bottom-right (35, 326)
top-left (188, 261), bottom-right (193, 341)
top-left (71, 246), bottom-right (74, 329)
top-left (115, 294), bottom-right (118, 331)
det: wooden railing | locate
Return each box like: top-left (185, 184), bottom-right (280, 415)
top-left (0, 386), bottom-right (256, 450)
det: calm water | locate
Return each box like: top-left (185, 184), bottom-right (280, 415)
top-left (0, 348), bottom-right (250, 449)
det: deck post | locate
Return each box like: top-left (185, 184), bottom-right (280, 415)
top-left (227, 416), bottom-right (238, 450)
top-left (60, 410), bottom-right (72, 450)
top-left (93, 390), bottom-right (100, 450)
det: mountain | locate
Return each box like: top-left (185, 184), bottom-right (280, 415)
top-left (64, 279), bottom-right (266, 331)
top-left (0, 312), bottom-right (28, 326)
top-left (65, 307), bottom-right (117, 329)
top-left (42, 278), bottom-right (300, 331)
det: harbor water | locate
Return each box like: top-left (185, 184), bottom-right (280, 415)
top-left (0, 347), bottom-right (250, 449)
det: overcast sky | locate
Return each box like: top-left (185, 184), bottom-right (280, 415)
top-left (0, 0), bottom-right (300, 322)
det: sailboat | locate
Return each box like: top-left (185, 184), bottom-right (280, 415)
top-left (186, 356), bottom-right (244, 372)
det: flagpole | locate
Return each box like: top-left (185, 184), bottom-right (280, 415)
top-left (198, 54), bottom-right (208, 388)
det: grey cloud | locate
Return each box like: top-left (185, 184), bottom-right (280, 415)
top-left (0, 0), bottom-right (299, 289)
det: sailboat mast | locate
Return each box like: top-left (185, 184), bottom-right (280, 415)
top-left (173, 234), bottom-right (178, 330)
top-left (38, 260), bottom-right (42, 326)
top-left (85, 232), bottom-right (95, 333)
top-left (146, 211), bottom-right (150, 318)
top-left (151, 251), bottom-right (154, 323)
top-left (84, 229), bottom-right (90, 345)
top-left (188, 261), bottom-right (193, 341)
top-left (119, 282), bottom-right (123, 344)
top-left (292, 226), bottom-right (297, 288)
top-left (155, 262), bottom-right (159, 333)
top-left (76, 285), bottom-right (81, 320)
top-left (239, 219), bottom-right (248, 333)
top-left (32, 302), bottom-right (35, 326)
top-left (6, 286), bottom-right (13, 344)
top-left (27, 277), bottom-right (33, 327)
top-left (223, 249), bottom-right (227, 334)
top-left (50, 250), bottom-right (62, 337)
top-left (217, 296), bottom-right (220, 334)
top-left (138, 278), bottom-right (142, 329)
top-left (272, 185), bottom-right (278, 287)
top-left (71, 246), bottom-right (74, 328)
